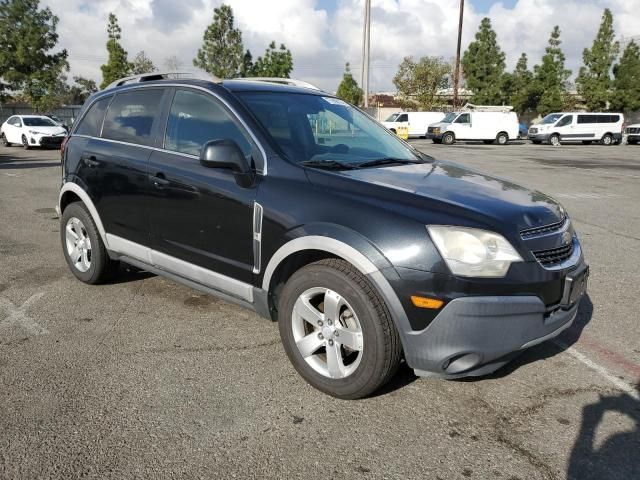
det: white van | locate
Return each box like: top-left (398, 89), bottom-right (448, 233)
top-left (426, 106), bottom-right (519, 145)
top-left (528, 112), bottom-right (624, 146)
top-left (383, 111), bottom-right (445, 138)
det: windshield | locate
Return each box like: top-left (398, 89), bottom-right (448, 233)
top-left (384, 113), bottom-right (399, 122)
top-left (238, 92), bottom-right (422, 166)
top-left (541, 114), bottom-right (563, 125)
top-left (23, 117), bottom-right (57, 127)
top-left (441, 112), bottom-right (458, 123)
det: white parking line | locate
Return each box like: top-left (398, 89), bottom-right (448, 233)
top-left (554, 339), bottom-right (640, 400)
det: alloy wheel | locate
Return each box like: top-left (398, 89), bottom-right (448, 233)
top-left (291, 287), bottom-right (364, 379)
top-left (65, 217), bottom-right (92, 272)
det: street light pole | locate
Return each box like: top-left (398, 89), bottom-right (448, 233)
top-left (361, 0), bottom-right (371, 108)
top-left (453, 0), bottom-right (464, 109)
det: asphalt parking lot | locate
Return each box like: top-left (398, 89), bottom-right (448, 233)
top-left (1, 141), bottom-right (639, 479)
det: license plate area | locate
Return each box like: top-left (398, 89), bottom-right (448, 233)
top-left (561, 266), bottom-right (589, 307)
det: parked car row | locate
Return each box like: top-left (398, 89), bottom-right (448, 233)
top-left (382, 107), bottom-right (636, 146)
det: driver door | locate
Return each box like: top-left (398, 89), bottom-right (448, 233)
top-left (453, 113), bottom-right (472, 140)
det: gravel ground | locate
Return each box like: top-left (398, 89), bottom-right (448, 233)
top-left (1, 141), bottom-right (638, 479)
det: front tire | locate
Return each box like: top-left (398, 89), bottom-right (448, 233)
top-left (278, 259), bottom-right (402, 399)
top-left (61, 202), bottom-right (118, 284)
top-left (21, 135), bottom-right (30, 150)
top-left (442, 132), bottom-right (455, 145)
top-left (549, 134), bottom-right (561, 146)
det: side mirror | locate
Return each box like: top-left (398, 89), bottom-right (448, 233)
top-left (200, 139), bottom-right (251, 174)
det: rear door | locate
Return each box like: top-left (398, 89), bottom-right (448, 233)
top-left (79, 88), bottom-right (170, 246)
top-left (147, 87), bottom-right (260, 285)
top-left (575, 114), bottom-right (597, 140)
top-left (5, 116), bottom-right (22, 143)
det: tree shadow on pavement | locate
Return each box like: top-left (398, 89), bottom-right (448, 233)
top-left (566, 382), bottom-right (640, 480)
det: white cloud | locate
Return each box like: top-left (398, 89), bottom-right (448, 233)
top-left (42, 0), bottom-right (640, 93)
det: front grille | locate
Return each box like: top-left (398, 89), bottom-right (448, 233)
top-left (627, 127), bottom-right (639, 134)
top-left (532, 242), bottom-right (574, 266)
top-left (520, 216), bottom-right (567, 238)
top-left (41, 136), bottom-right (64, 145)
top-left (529, 127), bottom-right (538, 134)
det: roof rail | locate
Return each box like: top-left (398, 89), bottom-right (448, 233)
top-left (461, 103), bottom-right (514, 112)
top-left (229, 77), bottom-right (322, 91)
top-left (104, 71), bottom-right (220, 90)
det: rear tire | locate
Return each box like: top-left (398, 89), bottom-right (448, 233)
top-left (496, 132), bottom-right (509, 145)
top-left (601, 133), bottom-right (613, 146)
top-left (442, 132), bottom-right (455, 145)
top-left (1, 133), bottom-right (10, 147)
top-left (61, 202), bottom-right (119, 284)
top-left (278, 259), bottom-right (402, 399)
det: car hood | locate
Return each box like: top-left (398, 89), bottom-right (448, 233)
top-left (310, 160), bottom-right (564, 231)
top-left (429, 122), bottom-right (450, 129)
top-left (25, 126), bottom-right (66, 135)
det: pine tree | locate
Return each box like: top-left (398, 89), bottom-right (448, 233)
top-left (503, 53), bottom-right (535, 113)
top-left (461, 18), bottom-right (506, 104)
top-left (610, 41), bottom-right (640, 112)
top-left (0, 0), bottom-right (69, 106)
top-left (131, 50), bottom-right (156, 74)
top-left (531, 26), bottom-right (572, 116)
top-left (240, 49), bottom-right (254, 76)
top-left (336, 63), bottom-right (363, 106)
top-left (193, 4), bottom-right (244, 78)
top-left (100, 13), bottom-right (132, 89)
top-left (576, 9), bottom-right (619, 110)
top-left (251, 42), bottom-right (293, 78)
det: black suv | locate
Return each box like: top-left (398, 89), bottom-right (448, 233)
top-left (59, 74), bottom-right (588, 399)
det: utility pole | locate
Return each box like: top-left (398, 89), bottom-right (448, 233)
top-left (361, 0), bottom-right (371, 108)
top-left (453, 0), bottom-right (464, 109)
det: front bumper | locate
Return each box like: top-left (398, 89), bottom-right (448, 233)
top-left (30, 135), bottom-right (66, 147)
top-left (528, 133), bottom-right (550, 142)
top-left (426, 132), bottom-right (443, 140)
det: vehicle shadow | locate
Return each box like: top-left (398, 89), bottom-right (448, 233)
top-left (566, 382), bottom-right (640, 480)
top-left (467, 294), bottom-right (594, 380)
top-left (106, 264), bottom-right (156, 285)
top-left (0, 160), bottom-right (61, 169)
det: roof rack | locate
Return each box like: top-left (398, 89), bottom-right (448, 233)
top-left (461, 103), bottom-right (514, 112)
top-left (104, 71), bottom-right (220, 90)
top-left (229, 77), bottom-right (322, 91)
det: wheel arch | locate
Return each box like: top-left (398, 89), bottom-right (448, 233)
top-left (58, 182), bottom-right (109, 249)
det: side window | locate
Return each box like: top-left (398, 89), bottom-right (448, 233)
top-left (556, 115), bottom-right (572, 127)
top-left (396, 114), bottom-right (408, 122)
top-left (102, 89), bottom-right (164, 146)
top-left (75, 96), bottom-right (112, 137)
top-left (9, 116), bottom-right (22, 127)
top-left (577, 115), bottom-right (589, 124)
top-left (455, 113), bottom-right (470, 124)
top-left (165, 89), bottom-right (253, 157)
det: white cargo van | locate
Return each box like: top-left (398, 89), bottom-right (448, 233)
top-left (426, 105), bottom-right (519, 145)
top-left (528, 112), bottom-right (624, 145)
top-left (382, 111), bottom-right (446, 138)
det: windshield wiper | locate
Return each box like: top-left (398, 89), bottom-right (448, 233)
top-left (299, 159), bottom-right (358, 170)
top-left (356, 158), bottom-right (424, 168)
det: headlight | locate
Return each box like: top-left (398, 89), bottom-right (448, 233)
top-left (427, 226), bottom-right (523, 277)
top-left (29, 130), bottom-right (41, 135)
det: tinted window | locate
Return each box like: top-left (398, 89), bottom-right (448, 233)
top-left (598, 115), bottom-right (619, 123)
top-left (165, 89), bottom-right (252, 157)
top-left (75, 96), bottom-right (112, 137)
top-left (455, 113), bottom-right (471, 124)
top-left (577, 115), bottom-right (596, 124)
top-left (102, 89), bottom-right (164, 146)
top-left (556, 115), bottom-right (573, 127)
top-left (23, 117), bottom-right (57, 127)
top-left (396, 114), bottom-right (408, 122)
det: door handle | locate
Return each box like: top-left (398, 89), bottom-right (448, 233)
top-left (82, 155), bottom-right (99, 168)
top-left (150, 173), bottom-right (170, 188)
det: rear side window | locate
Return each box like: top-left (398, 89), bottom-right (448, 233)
top-left (102, 89), bottom-right (164, 146)
top-left (164, 89), bottom-right (252, 157)
top-left (577, 115), bottom-right (595, 124)
top-left (598, 115), bottom-right (620, 123)
top-left (75, 96), bottom-right (112, 137)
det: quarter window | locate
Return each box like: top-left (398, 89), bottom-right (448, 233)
top-left (102, 89), bottom-right (164, 146)
top-left (164, 89), bottom-right (252, 157)
top-left (76, 96), bottom-right (112, 137)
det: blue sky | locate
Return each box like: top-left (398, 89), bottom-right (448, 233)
top-left (43, 0), bottom-right (640, 92)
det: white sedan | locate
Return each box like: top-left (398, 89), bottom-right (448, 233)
top-left (1, 115), bottom-right (68, 149)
